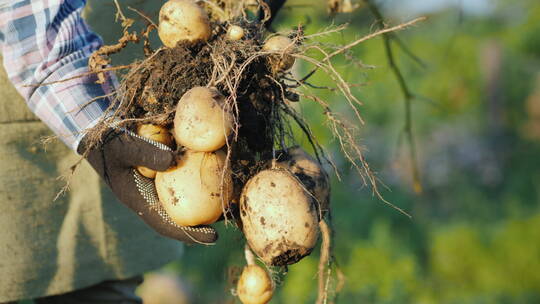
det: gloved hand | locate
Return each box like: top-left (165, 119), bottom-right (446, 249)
top-left (78, 127), bottom-right (218, 245)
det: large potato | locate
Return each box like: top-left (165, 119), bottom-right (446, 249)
top-left (237, 265), bottom-right (273, 304)
top-left (240, 169), bottom-right (319, 266)
top-left (155, 150), bottom-right (232, 226)
top-left (136, 124), bottom-right (174, 179)
top-left (173, 87), bottom-right (233, 152)
top-left (158, 0), bottom-right (211, 47)
top-left (276, 147), bottom-right (330, 218)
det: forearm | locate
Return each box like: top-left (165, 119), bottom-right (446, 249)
top-left (0, 0), bottom-right (116, 151)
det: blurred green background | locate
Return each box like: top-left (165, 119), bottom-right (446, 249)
top-left (94, 0), bottom-right (540, 303)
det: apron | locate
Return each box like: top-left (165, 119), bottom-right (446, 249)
top-left (0, 1), bottom-right (182, 301)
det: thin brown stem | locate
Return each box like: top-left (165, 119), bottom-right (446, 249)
top-left (365, 0), bottom-right (423, 194)
top-left (22, 65), bottom-right (133, 87)
top-left (322, 17), bottom-right (426, 62)
top-left (300, 17), bottom-right (426, 93)
top-left (127, 6), bottom-right (158, 28)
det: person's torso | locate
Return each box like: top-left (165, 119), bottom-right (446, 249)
top-left (0, 1), bottom-right (182, 301)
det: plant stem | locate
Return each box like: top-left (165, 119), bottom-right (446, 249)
top-left (364, 0), bottom-right (423, 193)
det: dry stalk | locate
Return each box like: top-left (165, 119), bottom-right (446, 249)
top-left (304, 24), bottom-right (348, 39)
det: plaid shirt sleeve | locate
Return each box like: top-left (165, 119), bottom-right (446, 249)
top-left (0, 0), bottom-right (116, 151)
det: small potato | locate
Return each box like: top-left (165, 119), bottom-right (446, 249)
top-left (240, 169), bottom-right (319, 265)
top-left (158, 0), bottom-right (211, 47)
top-left (136, 124), bottom-right (174, 179)
top-left (155, 150), bottom-right (232, 226)
top-left (237, 265), bottom-right (273, 304)
top-left (173, 87), bottom-right (233, 152)
top-left (227, 25), bottom-right (245, 40)
top-left (262, 35), bottom-right (296, 72)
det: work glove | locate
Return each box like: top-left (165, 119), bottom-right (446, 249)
top-left (78, 127), bottom-right (218, 245)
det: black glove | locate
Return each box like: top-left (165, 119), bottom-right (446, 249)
top-left (78, 127), bottom-right (218, 245)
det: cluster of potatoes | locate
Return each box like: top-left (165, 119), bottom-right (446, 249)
top-left (136, 90), bottom-right (232, 227)
top-left (140, 86), bottom-right (234, 227)
top-left (134, 1), bottom-right (330, 303)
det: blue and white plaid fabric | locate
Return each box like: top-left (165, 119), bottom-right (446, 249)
top-left (0, 0), bottom-right (116, 151)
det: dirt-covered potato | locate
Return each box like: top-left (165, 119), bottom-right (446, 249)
top-left (155, 150), bottom-right (232, 226)
top-left (136, 124), bottom-right (175, 178)
top-left (262, 35), bottom-right (296, 72)
top-left (240, 169), bottom-right (319, 266)
top-left (173, 87), bottom-right (233, 152)
top-left (276, 146), bottom-right (330, 218)
top-left (158, 0), bottom-right (211, 47)
top-left (237, 265), bottom-right (273, 304)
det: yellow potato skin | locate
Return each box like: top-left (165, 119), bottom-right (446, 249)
top-left (237, 265), bottom-right (273, 304)
top-left (173, 87), bottom-right (233, 152)
top-left (135, 124), bottom-right (174, 179)
top-left (158, 0), bottom-right (211, 47)
top-left (263, 36), bottom-right (296, 72)
top-left (240, 169), bottom-right (319, 265)
top-left (227, 25), bottom-right (245, 41)
top-left (155, 150), bottom-right (232, 226)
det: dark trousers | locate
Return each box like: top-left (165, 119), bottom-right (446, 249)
top-left (2, 276), bottom-right (143, 304)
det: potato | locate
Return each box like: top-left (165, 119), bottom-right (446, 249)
top-left (276, 146), bottom-right (330, 218)
top-left (155, 150), bottom-right (232, 226)
top-left (227, 25), bottom-right (245, 40)
top-left (237, 265), bottom-right (273, 304)
top-left (136, 124), bottom-right (175, 179)
top-left (262, 36), bottom-right (296, 72)
top-left (173, 87), bottom-right (233, 152)
top-left (158, 0), bottom-right (211, 47)
top-left (138, 273), bottom-right (190, 304)
top-left (240, 169), bottom-right (319, 265)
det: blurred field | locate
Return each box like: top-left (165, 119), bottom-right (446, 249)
top-left (142, 1), bottom-right (540, 303)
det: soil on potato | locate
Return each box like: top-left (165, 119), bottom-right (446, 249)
top-left (118, 22), bottom-right (281, 198)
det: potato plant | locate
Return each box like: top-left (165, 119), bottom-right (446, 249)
top-left (81, 0), bottom-right (424, 302)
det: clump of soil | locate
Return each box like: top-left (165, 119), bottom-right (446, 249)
top-left (102, 20), bottom-right (293, 199)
